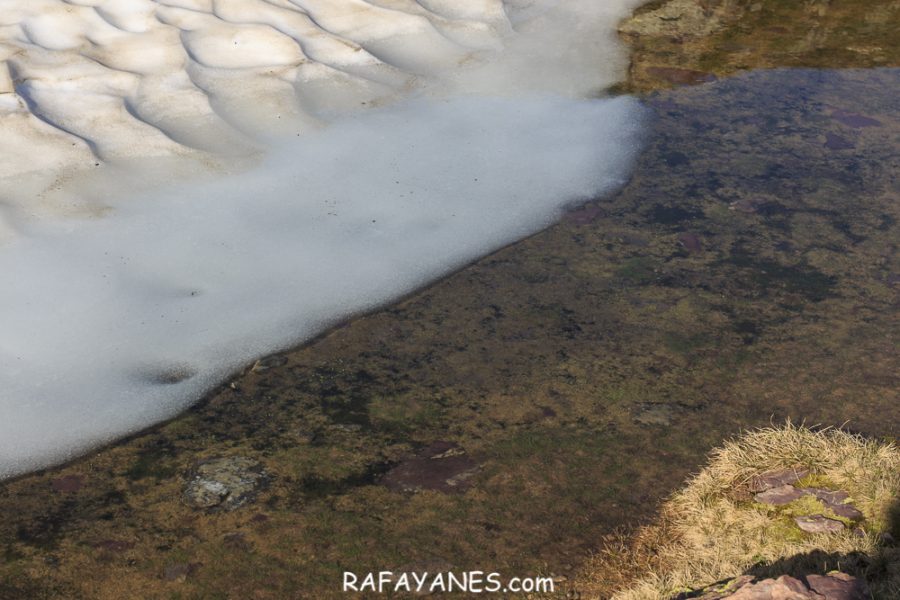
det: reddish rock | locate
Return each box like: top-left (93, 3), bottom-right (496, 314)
top-left (748, 468), bottom-right (810, 492)
top-left (754, 484), bottom-right (805, 505)
top-left (727, 575), bottom-right (813, 599)
top-left (730, 197), bottom-right (762, 214)
top-left (223, 532), bottom-right (252, 551)
top-left (826, 503), bottom-right (864, 521)
top-left (794, 515), bottom-right (845, 534)
top-left (830, 109), bottom-right (882, 128)
top-left (799, 489), bottom-right (863, 521)
top-left (566, 204), bottom-right (604, 225)
top-left (649, 98), bottom-right (681, 112)
top-left (824, 133), bottom-right (854, 150)
top-left (678, 232), bottom-right (703, 254)
top-left (801, 488), bottom-right (849, 505)
top-left (93, 540), bottom-right (134, 552)
top-left (806, 573), bottom-right (869, 600)
top-left (646, 66), bottom-right (717, 86)
top-left (51, 475), bottom-right (83, 493)
top-left (685, 572), bottom-right (868, 599)
top-left (163, 562), bottom-right (202, 581)
top-left (382, 442), bottom-right (479, 494)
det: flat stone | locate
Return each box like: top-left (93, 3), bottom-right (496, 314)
top-left (332, 423), bottom-right (363, 433)
top-left (806, 573), bottom-right (869, 600)
top-left (678, 232), bottom-right (703, 254)
top-left (223, 532), bottom-right (252, 552)
top-left (794, 515), bottom-right (845, 534)
top-left (566, 204), bottom-right (604, 225)
top-left (682, 572), bottom-right (867, 599)
top-left (382, 442), bottom-right (479, 494)
top-left (825, 502), bottom-right (864, 521)
top-left (163, 562), bottom-right (202, 582)
top-left (93, 539), bottom-right (134, 553)
top-left (51, 474), bottom-right (84, 493)
top-left (754, 484), bottom-right (805, 505)
top-left (634, 404), bottom-right (675, 426)
top-left (183, 456), bottom-right (269, 511)
top-left (647, 66), bottom-right (717, 86)
top-left (824, 132), bottom-right (854, 150)
top-left (748, 468), bottom-right (809, 492)
top-left (726, 575), bottom-right (815, 599)
top-left (798, 488), bottom-right (863, 521)
top-left (801, 488), bottom-right (849, 505)
top-left (830, 109), bottom-right (882, 128)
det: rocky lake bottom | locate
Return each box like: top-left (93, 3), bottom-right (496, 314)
top-left (1, 4), bottom-right (899, 596)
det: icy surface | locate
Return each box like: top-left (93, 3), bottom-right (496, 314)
top-left (0, 0), bottom-right (646, 478)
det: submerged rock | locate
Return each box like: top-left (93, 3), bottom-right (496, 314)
top-left (163, 561), bottom-right (202, 582)
top-left (50, 474), bottom-right (84, 493)
top-left (381, 442), bottom-right (479, 494)
top-left (183, 456), bottom-right (269, 511)
top-left (824, 133), bottom-right (855, 150)
top-left (634, 404), bottom-right (675, 427)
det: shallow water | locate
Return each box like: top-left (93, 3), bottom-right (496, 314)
top-left (0, 0), bottom-right (649, 480)
top-left (1, 67), bottom-right (898, 598)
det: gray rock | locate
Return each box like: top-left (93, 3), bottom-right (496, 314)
top-left (183, 456), bottom-right (269, 511)
top-left (794, 515), bottom-right (845, 534)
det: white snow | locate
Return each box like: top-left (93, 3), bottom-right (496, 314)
top-left (0, 0), bottom-right (647, 478)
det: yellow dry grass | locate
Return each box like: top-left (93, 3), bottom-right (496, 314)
top-left (577, 423), bottom-right (900, 599)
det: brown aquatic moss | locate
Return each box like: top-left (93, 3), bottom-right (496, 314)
top-left (617, 0), bottom-right (900, 93)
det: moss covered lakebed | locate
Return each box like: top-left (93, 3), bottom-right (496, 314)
top-left (2, 2), bottom-right (900, 598)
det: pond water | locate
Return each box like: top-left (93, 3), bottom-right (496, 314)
top-left (1, 59), bottom-right (897, 600)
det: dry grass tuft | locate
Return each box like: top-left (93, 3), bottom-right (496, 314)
top-left (576, 423), bottom-right (900, 599)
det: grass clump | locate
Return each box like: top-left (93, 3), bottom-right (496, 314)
top-left (577, 423), bottom-right (900, 599)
